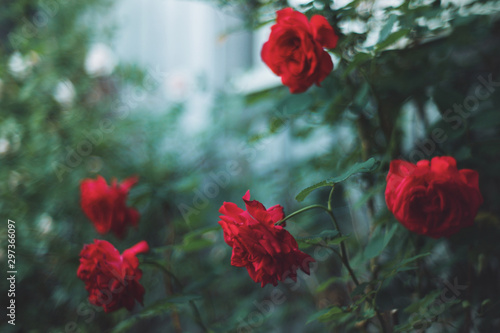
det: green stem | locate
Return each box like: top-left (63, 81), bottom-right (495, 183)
top-left (143, 260), bottom-right (183, 287)
top-left (189, 301), bottom-right (208, 333)
top-left (276, 200), bottom-right (360, 286)
top-left (372, 279), bottom-right (389, 333)
top-left (325, 209), bottom-right (360, 287)
top-left (328, 187), bottom-right (387, 331)
top-left (327, 186), bottom-right (335, 211)
top-left (275, 204), bottom-right (331, 226)
top-left (274, 193), bottom-right (388, 332)
top-left (143, 260), bottom-right (209, 333)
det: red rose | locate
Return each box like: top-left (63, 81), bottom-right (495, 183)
top-left (261, 7), bottom-right (338, 93)
top-left (80, 176), bottom-right (139, 238)
top-left (218, 191), bottom-right (315, 287)
top-left (77, 240), bottom-right (149, 313)
top-left (385, 156), bottom-right (483, 238)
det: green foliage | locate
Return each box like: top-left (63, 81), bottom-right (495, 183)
top-left (362, 224), bottom-right (398, 260)
top-left (306, 306), bottom-right (350, 324)
top-left (2, 0), bottom-right (500, 332)
top-left (295, 157), bottom-right (380, 202)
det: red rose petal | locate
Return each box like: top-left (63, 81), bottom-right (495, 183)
top-left (385, 156), bottom-right (482, 238)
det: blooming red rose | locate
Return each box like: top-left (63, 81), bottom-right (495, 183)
top-left (80, 176), bottom-right (139, 238)
top-left (218, 191), bottom-right (315, 287)
top-left (77, 240), bottom-right (149, 313)
top-left (385, 156), bottom-right (483, 238)
top-left (261, 7), bottom-right (338, 93)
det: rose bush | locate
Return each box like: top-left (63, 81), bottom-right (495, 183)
top-left (80, 175), bottom-right (140, 238)
top-left (261, 7), bottom-right (338, 93)
top-left (218, 190), bottom-right (315, 287)
top-left (77, 240), bottom-right (149, 313)
top-left (385, 156), bottom-right (483, 238)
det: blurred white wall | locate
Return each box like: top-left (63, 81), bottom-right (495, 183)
top-left (111, 0), bottom-right (253, 132)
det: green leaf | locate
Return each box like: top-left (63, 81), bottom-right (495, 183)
top-left (361, 308), bottom-right (376, 320)
top-left (183, 225), bottom-right (220, 240)
top-left (327, 235), bottom-right (351, 245)
top-left (376, 29), bottom-right (410, 51)
top-left (319, 307), bottom-right (347, 321)
top-left (378, 14), bottom-right (398, 44)
top-left (396, 292), bottom-right (461, 332)
top-left (306, 306), bottom-right (347, 324)
top-left (178, 225), bottom-right (219, 252)
top-left (179, 239), bottom-right (214, 252)
top-left (110, 316), bottom-right (141, 333)
top-left (109, 295), bottom-right (200, 333)
top-left (297, 232), bottom-right (349, 249)
top-left (481, 299), bottom-right (491, 307)
top-left (315, 276), bottom-right (347, 293)
top-left (344, 52), bottom-right (372, 76)
top-left (395, 266), bottom-right (418, 272)
top-left (363, 224), bottom-right (398, 260)
top-left (306, 308), bottom-right (332, 325)
top-left (351, 282), bottom-right (370, 297)
top-left (295, 180), bottom-right (333, 202)
top-left (381, 253), bottom-right (431, 280)
top-left (397, 252), bottom-right (431, 268)
top-left (323, 158), bottom-right (380, 183)
top-left (296, 230), bottom-right (342, 250)
top-left (295, 158), bottom-right (380, 202)
top-left (403, 290), bottom-right (440, 314)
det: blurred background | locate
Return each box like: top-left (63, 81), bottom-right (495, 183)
top-left (1, 0), bottom-right (500, 332)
